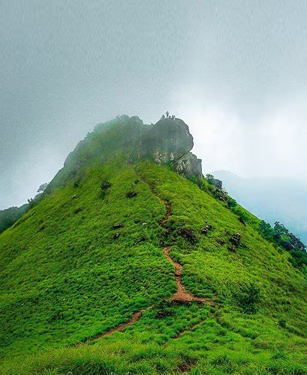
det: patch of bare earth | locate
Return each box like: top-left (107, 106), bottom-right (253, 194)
top-left (83, 306), bottom-right (153, 344)
top-left (163, 246), bottom-right (215, 306)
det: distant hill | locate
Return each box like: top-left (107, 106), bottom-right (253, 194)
top-left (212, 170), bottom-right (307, 245)
top-left (1, 116), bottom-right (307, 374)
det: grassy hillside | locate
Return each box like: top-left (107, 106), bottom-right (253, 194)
top-left (1, 117), bottom-right (307, 374)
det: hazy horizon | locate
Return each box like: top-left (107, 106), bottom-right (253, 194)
top-left (1, 1), bottom-right (307, 209)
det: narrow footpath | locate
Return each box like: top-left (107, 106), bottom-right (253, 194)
top-left (82, 172), bottom-right (215, 344)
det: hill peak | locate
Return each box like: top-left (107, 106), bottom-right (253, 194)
top-left (147, 116), bottom-right (194, 161)
top-left (60, 115), bottom-right (202, 188)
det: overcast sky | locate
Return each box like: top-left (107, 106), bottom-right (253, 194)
top-left (1, 0), bottom-right (307, 209)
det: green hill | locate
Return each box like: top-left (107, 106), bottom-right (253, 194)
top-left (1, 116), bottom-right (307, 375)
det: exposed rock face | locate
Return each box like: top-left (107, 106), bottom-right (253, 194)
top-left (230, 233), bottom-right (242, 248)
top-left (201, 223), bottom-right (213, 235)
top-left (206, 175), bottom-right (222, 189)
top-left (62, 115), bottom-right (203, 185)
top-left (211, 178), bottom-right (222, 189)
top-left (143, 118), bottom-right (194, 162)
top-left (142, 117), bottom-right (202, 182)
top-left (174, 152), bottom-right (202, 181)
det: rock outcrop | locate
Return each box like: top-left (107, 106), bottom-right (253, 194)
top-left (62, 115), bottom-right (203, 185)
top-left (174, 152), bottom-right (202, 181)
top-left (142, 117), bottom-right (202, 183)
top-left (143, 118), bottom-right (194, 162)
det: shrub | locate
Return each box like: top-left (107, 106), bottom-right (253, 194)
top-left (101, 180), bottom-right (112, 190)
top-left (126, 191), bottom-right (138, 198)
top-left (233, 283), bottom-right (261, 314)
top-left (290, 249), bottom-right (307, 273)
top-left (278, 319), bottom-right (287, 328)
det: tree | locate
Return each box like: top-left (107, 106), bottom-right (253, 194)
top-left (37, 183), bottom-right (48, 193)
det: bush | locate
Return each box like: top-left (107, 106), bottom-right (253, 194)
top-left (126, 191), bottom-right (138, 198)
top-left (101, 180), bottom-right (112, 190)
top-left (233, 283), bottom-right (261, 314)
top-left (289, 249), bottom-right (307, 273)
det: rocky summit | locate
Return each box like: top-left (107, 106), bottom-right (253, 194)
top-left (143, 117), bottom-right (194, 161)
top-left (141, 116), bottom-right (202, 182)
top-left (62, 115), bottom-right (202, 186)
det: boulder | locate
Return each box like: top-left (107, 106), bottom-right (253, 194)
top-left (174, 152), bottom-right (202, 182)
top-left (126, 191), bottom-right (138, 198)
top-left (113, 223), bottom-right (124, 230)
top-left (212, 178), bottom-right (222, 189)
top-left (206, 175), bottom-right (223, 189)
top-left (178, 227), bottom-right (197, 243)
top-left (101, 180), bottom-right (112, 190)
top-left (142, 118), bottom-right (194, 162)
top-left (230, 233), bottom-right (241, 247)
top-left (201, 224), bottom-right (213, 235)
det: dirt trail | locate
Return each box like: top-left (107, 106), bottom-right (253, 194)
top-left (81, 172), bottom-right (215, 344)
top-left (83, 306), bottom-right (153, 344)
top-left (159, 194), bottom-right (215, 305)
top-left (160, 199), bottom-right (171, 224)
top-left (163, 246), bottom-right (215, 306)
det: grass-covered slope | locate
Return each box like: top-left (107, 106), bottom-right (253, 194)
top-left (1, 117), bottom-right (307, 374)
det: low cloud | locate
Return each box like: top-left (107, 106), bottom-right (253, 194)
top-left (169, 87), bottom-right (307, 183)
top-left (0, 147), bottom-right (65, 209)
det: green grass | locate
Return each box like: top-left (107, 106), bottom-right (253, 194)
top-left (1, 117), bottom-right (307, 374)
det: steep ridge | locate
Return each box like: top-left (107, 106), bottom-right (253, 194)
top-left (1, 116), bottom-right (307, 374)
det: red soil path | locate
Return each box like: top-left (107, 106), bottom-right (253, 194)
top-left (80, 174), bottom-right (215, 344)
top-left (163, 246), bottom-right (215, 306)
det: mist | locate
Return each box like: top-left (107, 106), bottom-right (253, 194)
top-left (1, 0), bottom-right (307, 209)
top-left (170, 87), bottom-right (307, 181)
